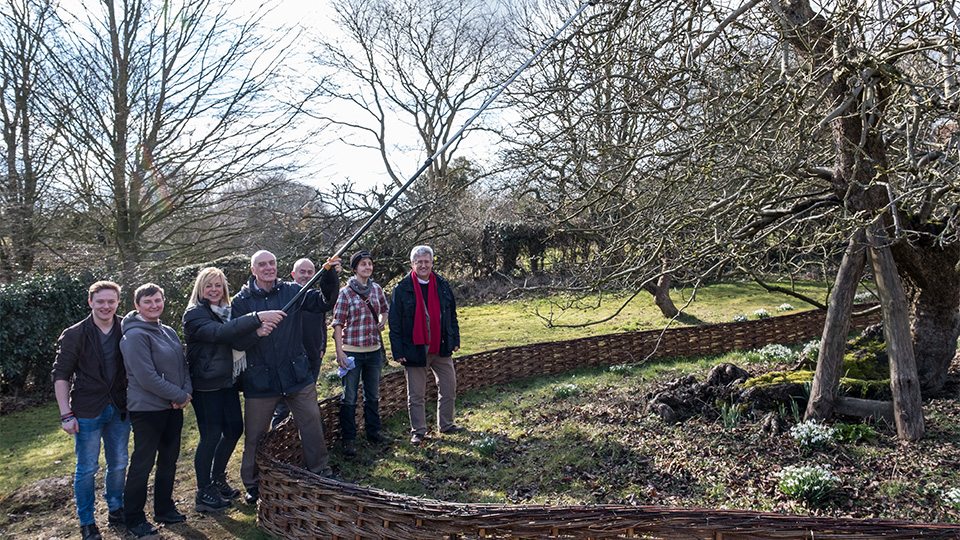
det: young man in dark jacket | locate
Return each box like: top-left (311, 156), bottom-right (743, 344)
top-left (389, 245), bottom-right (463, 446)
top-left (231, 250), bottom-right (340, 503)
top-left (52, 281), bottom-right (129, 540)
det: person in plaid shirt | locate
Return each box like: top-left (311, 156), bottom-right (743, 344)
top-left (332, 250), bottom-right (391, 457)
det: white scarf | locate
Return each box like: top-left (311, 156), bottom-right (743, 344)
top-left (211, 301), bottom-right (245, 380)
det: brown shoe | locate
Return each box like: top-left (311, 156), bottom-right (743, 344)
top-left (441, 424), bottom-right (467, 434)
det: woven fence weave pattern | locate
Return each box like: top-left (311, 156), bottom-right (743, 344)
top-left (256, 308), bottom-right (960, 539)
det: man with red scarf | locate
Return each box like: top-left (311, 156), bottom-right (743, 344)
top-left (388, 245), bottom-right (463, 446)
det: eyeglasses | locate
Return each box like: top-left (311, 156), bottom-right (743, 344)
top-left (413, 259), bottom-right (433, 266)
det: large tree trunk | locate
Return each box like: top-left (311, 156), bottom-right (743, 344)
top-left (867, 221), bottom-right (925, 441)
top-left (776, 0), bottom-right (953, 443)
top-left (805, 229), bottom-right (866, 421)
top-left (890, 215), bottom-right (960, 396)
top-left (906, 284), bottom-right (960, 395)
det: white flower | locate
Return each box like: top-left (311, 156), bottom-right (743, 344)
top-left (756, 343), bottom-right (795, 364)
top-left (776, 303), bottom-right (794, 312)
top-left (801, 339), bottom-right (821, 360)
top-left (790, 420), bottom-right (837, 448)
top-left (470, 436), bottom-right (498, 456)
top-left (732, 314), bottom-right (749, 323)
top-left (754, 308), bottom-right (771, 319)
top-left (944, 487), bottom-right (960, 510)
top-left (776, 464), bottom-right (840, 503)
top-left (776, 464), bottom-right (840, 483)
top-left (554, 383), bottom-right (580, 398)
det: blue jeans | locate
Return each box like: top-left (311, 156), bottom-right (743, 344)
top-left (74, 404), bottom-right (130, 526)
top-left (192, 387), bottom-right (243, 488)
top-left (338, 350), bottom-right (382, 441)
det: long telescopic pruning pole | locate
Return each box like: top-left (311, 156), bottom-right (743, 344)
top-left (282, 0), bottom-right (596, 312)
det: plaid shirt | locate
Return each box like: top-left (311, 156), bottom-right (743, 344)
top-left (331, 283), bottom-right (389, 348)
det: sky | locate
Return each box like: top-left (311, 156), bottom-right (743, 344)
top-left (54, 0), bottom-right (517, 194)
top-left (258, 0), bottom-right (404, 193)
top-left (257, 0), bottom-right (501, 194)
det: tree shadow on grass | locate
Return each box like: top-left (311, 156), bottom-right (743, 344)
top-left (675, 312), bottom-right (705, 325)
top-left (206, 505), bottom-right (274, 540)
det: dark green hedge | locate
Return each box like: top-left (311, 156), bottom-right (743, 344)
top-left (0, 272), bottom-right (93, 394)
top-left (147, 254), bottom-right (252, 335)
top-left (0, 254), bottom-right (256, 395)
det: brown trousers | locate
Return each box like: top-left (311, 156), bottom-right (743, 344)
top-left (404, 354), bottom-right (457, 436)
top-left (241, 383), bottom-right (331, 490)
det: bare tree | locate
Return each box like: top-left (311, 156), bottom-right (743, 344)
top-left (0, 0), bottom-right (59, 279)
top-left (301, 0), bottom-right (515, 278)
top-left (505, 0), bottom-right (960, 438)
top-left (46, 0), bottom-right (319, 284)
top-left (313, 0), bottom-right (511, 192)
top-left (502, 0), bottom-right (727, 316)
top-left (300, 156), bottom-right (493, 286)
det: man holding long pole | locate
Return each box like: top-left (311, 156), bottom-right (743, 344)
top-left (231, 250), bottom-right (341, 503)
top-left (271, 257), bottom-right (340, 429)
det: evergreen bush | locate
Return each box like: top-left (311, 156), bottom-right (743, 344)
top-left (0, 272), bottom-right (93, 393)
top-left (0, 255), bottom-right (252, 395)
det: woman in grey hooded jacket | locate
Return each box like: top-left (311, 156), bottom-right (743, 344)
top-left (120, 283), bottom-right (192, 538)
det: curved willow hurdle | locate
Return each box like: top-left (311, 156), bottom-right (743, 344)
top-left (256, 308), bottom-right (960, 539)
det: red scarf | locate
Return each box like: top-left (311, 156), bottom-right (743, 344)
top-left (411, 271), bottom-right (441, 354)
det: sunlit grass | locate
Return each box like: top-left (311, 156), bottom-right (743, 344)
top-left (0, 401), bottom-right (75, 495)
top-left (1, 280), bottom-right (893, 534)
top-left (312, 280), bottom-right (829, 367)
top-left (450, 280), bottom-right (829, 355)
top-left (0, 398), bottom-right (265, 538)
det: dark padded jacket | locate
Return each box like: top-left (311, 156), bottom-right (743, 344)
top-left (182, 299), bottom-right (262, 391)
top-left (231, 274), bottom-right (337, 398)
top-left (389, 272), bottom-right (460, 368)
top-left (51, 314), bottom-right (127, 418)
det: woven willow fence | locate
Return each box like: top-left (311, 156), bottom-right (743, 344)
top-left (257, 308), bottom-right (960, 539)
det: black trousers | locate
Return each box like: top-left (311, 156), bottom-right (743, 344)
top-left (124, 409), bottom-right (183, 527)
top-left (192, 387), bottom-right (243, 487)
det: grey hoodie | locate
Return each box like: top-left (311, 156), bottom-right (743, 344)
top-left (120, 310), bottom-right (192, 412)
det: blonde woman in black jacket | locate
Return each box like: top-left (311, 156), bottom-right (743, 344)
top-left (182, 267), bottom-right (283, 512)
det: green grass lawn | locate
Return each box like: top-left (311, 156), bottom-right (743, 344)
top-left (1, 280), bottom-right (828, 496)
top-left (454, 279), bottom-right (828, 354)
top-left (0, 280), bottom-right (858, 539)
top-left (0, 400), bottom-right (75, 493)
